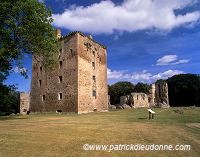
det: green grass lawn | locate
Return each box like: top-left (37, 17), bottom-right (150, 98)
top-left (0, 107), bottom-right (200, 157)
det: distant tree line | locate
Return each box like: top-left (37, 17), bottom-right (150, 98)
top-left (108, 81), bottom-right (150, 105)
top-left (108, 74), bottom-right (200, 107)
top-left (1, 74), bottom-right (200, 116)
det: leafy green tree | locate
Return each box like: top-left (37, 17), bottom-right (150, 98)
top-left (0, 83), bottom-right (20, 115)
top-left (0, 0), bottom-right (59, 80)
top-left (156, 79), bottom-right (165, 83)
top-left (134, 82), bottom-right (150, 94)
top-left (166, 74), bottom-right (200, 107)
top-left (108, 81), bottom-right (134, 105)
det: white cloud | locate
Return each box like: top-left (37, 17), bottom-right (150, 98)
top-left (156, 55), bottom-right (178, 65)
top-left (151, 70), bottom-right (184, 80)
top-left (171, 59), bottom-right (190, 65)
top-left (108, 68), bottom-right (184, 83)
top-left (156, 55), bottom-right (190, 66)
top-left (52, 0), bottom-right (200, 34)
top-left (107, 68), bottom-right (128, 79)
top-left (12, 67), bottom-right (27, 73)
top-left (131, 71), bottom-right (152, 81)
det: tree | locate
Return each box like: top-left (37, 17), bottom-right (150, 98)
top-left (166, 74), bottom-right (200, 107)
top-left (0, 0), bottom-right (59, 80)
top-left (0, 83), bottom-right (20, 115)
top-left (134, 82), bottom-right (150, 94)
top-left (108, 81), bottom-right (134, 105)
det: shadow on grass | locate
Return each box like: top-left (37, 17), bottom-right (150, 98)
top-left (0, 116), bottom-right (29, 121)
top-left (138, 118), bottom-right (148, 120)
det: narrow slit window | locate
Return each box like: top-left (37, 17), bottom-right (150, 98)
top-left (58, 93), bottom-right (63, 100)
top-left (92, 76), bottom-right (96, 82)
top-left (40, 67), bottom-right (42, 72)
top-left (92, 62), bottom-right (95, 69)
top-left (92, 51), bottom-right (95, 57)
top-left (42, 95), bottom-right (45, 101)
top-left (59, 76), bottom-right (63, 83)
top-left (92, 90), bottom-right (96, 98)
top-left (59, 61), bottom-right (62, 68)
top-left (59, 48), bottom-right (62, 53)
top-left (39, 80), bottom-right (42, 87)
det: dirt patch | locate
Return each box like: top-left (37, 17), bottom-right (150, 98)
top-left (188, 123), bottom-right (200, 128)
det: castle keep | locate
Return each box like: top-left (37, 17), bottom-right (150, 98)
top-left (30, 30), bottom-right (108, 114)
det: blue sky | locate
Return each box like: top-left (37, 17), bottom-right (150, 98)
top-left (4, 0), bottom-right (200, 92)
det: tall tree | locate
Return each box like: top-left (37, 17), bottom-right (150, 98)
top-left (108, 81), bottom-right (134, 105)
top-left (0, 0), bottom-right (59, 80)
top-left (134, 82), bottom-right (150, 94)
top-left (0, 83), bottom-right (20, 115)
top-left (166, 74), bottom-right (200, 107)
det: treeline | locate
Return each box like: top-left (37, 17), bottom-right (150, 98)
top-left (166, 74), bottom-right (200, 107)
top-left (108, 74), bottom-right (200, 107)
top-left (108, 81), bottom-right (150, 105)
top-left (0, 74), bottom-right (200, 116)
top-left (0, 83), bottom-right (20, 116)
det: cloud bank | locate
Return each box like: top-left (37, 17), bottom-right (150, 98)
top-left (52, 0), bottom-right (200, 34)
top-left (107, 68), bottom-right (184, 84)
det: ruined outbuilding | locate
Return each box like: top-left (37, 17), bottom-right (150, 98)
top-left (120, 93), bottom-right (149, 108)
top-left (30, 30), bottom-right (108, 114)
top-left (119, 81), bottom-right (170, 109)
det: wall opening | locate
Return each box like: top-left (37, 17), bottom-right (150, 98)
top-left (59, 76), bottom-right (63, 83)
top-left (42, 95), bottom-right (45, 101)
top-left (40, 67), bottom-right (42, 72)
top-left (39, 80), bottom-right (42, 87)
top-left (92, 51), bottom-right (95, 57)
top-left (56, 109), bottom-right (62, 113)
top-left (92, 62), bottom-right (95, 69)
top-left (92, 90), bottom-right (96, 98)
top-left (59, 61), bottom-right (62, 68)
top-left (58, 93), bottom-right (63, 100)
top-left (92, 75), bottom-right (96, 82)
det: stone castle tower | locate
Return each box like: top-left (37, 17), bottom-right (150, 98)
top-left (30, 30), bottom-right (108, 114)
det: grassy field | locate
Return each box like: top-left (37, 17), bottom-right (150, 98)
top-left (0, 107), bottom-right (200, 157)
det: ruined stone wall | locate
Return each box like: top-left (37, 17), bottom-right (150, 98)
top-left (129, 93), bottom-right (149, 108)
top-left (149, 83), bottom-right (156, 106)
top-left (20, 93), bottom-right (30, 114)
top-left (77, 33), bottom-right (108, 113)
top-left (155, 82), bottom-right (170, 108)
top-left (30, 33), bottom-right (79, 113)
top-left (120, 93), bottom-right (149, 108)
top-left (120, 95), bottom-right (130, 105)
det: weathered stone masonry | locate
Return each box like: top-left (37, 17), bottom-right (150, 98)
top-left (20, 93), bottom-right (30, 114)
top-left (30, 30), bottom-right (108, 114)
top-left (119, 81), bottom-right (170, 108)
